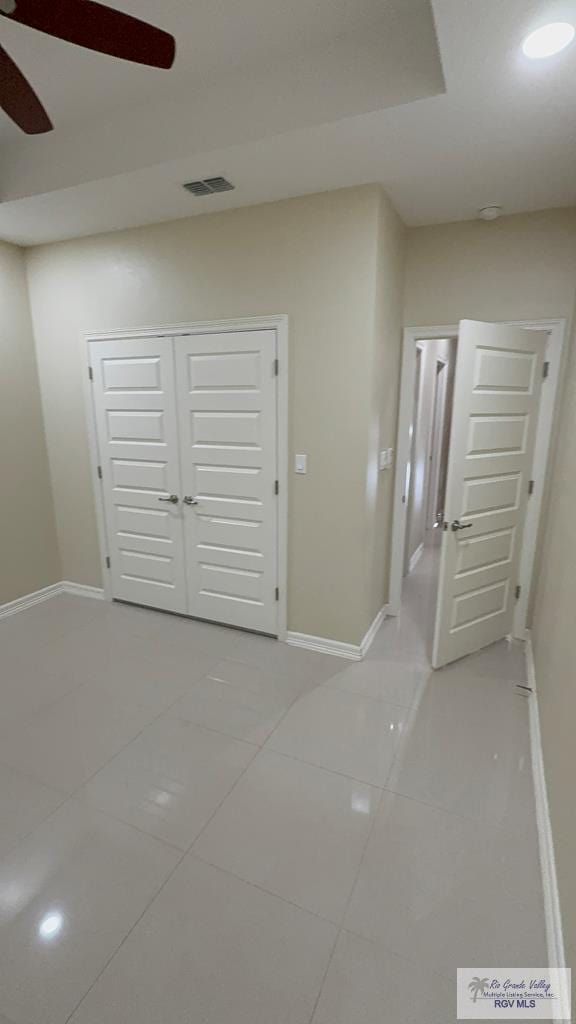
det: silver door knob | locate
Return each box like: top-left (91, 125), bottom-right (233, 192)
top-left (451, 519), bottom-right (472, 531)
top-left (158, 494), bottom-right (179, 504)
top-left (183, 496), bottom-right (199, 506)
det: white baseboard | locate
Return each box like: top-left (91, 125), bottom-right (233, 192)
top-left (409, 542), bottom-right (424, 574)
top-left (360, 604), bottom-right (388, 657)
top-left (0, 582), bottom-right (64, 621)
top-left (61, 582), bottom-right (105, 600)
top-left (0, 581), bottom-right (105, 621)
top-left (285, 631), bottom-right (362, 660)
top-left (286, 605), bottom-right (388, 662)
top-left (525, 634), bottom-right (569, 1019)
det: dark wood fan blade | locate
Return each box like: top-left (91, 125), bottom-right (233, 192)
top-left (0, 43), bottom-right (53, 133)
top-left (1, 0), bottom-right (176, 69)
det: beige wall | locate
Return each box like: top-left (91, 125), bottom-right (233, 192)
top-left (0, 241), bottom-right (60, 604)
top-left (405, 208), bottom-right (576, 327)
top-left (26, 185), bottom-right (400, 645)
top-left (405, 207), bottom-right (576, 974)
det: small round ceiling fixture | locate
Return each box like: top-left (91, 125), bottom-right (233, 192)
top-left (479, 206), bottom-right (502, 221)
top-left (522, 22), bottom-right (575, 59)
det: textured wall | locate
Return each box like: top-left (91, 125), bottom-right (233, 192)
top-left (26, 186), bottom-right (396, 644)
top-left (0, 241), bottom-right (60, 603)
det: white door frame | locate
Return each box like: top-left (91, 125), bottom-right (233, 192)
top-left (425, 354), bottom-right (448, 530)
top-left (403, 342), bottom-right (424, 576)
top-left (389, 319), bottom-right (566, 639)
top-left (82, 314), bottom-right (289, 640)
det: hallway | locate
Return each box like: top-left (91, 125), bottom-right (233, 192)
top-left (0, 566), bottom-right (546, 1023)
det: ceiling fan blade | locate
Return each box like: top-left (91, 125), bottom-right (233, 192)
top-left (1, 0), bottom-right (175, 69)
top-left (0, 43), bottom-right (52, 133)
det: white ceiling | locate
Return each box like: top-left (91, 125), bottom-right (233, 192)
top-left (1, 0), bottom-right (576, 245)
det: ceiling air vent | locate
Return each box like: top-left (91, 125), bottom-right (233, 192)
top-left (183, 177), bottom-right (235, 196)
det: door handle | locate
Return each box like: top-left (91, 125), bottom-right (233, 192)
top-left (451, 519), bottom-right (472, 531)
top-left (183, 496), bottom-right (199, 506)
top-left (158, 494), bottom-right (179, 504)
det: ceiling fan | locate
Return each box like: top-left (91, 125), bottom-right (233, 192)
top-left (0, 0), bottom-right (175, 135)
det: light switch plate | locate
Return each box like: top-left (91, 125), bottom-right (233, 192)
top-left (379, 448), bottom-right (394, 470)
top-left (295, 454), bottom-right (307, 474)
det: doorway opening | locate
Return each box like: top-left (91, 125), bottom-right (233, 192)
top-left (404, 338), bottom-right (456, 580)
top-left (388, 319), bottom-right (566, 669)
top-left (401, 337), bottom-right (457, 658)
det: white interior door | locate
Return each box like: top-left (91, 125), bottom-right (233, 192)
top-left (432, 320), bottom-right (546, 668)
top-left (90, 338), bottom-right (187, 613)
top-left (175, 330), bottom-right (278, 634)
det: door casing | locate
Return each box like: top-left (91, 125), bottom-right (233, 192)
top-left (389, 319), bottom-right (567, 639)
top-left (83, 315), bottom-right (289, 640)
top-left (426, 355), bottom-right (448, 531)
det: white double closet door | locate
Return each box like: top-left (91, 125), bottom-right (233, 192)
top-left (90, 329), bottom-right (279, 635)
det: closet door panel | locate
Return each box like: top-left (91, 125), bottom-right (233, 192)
top-left (90, 338), bottom-right (187, 613)
top-left (175, 330), bottom-right (278, 634)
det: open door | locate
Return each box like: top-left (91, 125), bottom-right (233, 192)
top-left (432, 320), bottom-right (546, 668)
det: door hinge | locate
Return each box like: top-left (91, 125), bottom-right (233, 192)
top-left (88, 366), bottom-right (94, 381)
top-left (274, 480), bottom-right (279, 495)
top-left (97, 465), bottom-right (103, 480)
top-left (515, 584), bottom-right (521, 600)
top-left (401, 494), bottom-right (406, 504)
top-left (528, 479), bottom-right (534, 496)
top-left (273, 358), bottom-right (279, 376)
top-left (542, 361), bottom-right (550, 380)
top-left (275, 587), bottom-right (279, 601)
top-left (105, 556), bottom-right (111, 569)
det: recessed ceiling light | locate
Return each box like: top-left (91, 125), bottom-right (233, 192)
top-left (522, 22), bottom-right (575, 59)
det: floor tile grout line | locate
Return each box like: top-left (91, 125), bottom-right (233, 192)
top-left (305, 918), bottom-right (341, 1023)
top-left (2, 604), bottom-right (334, 728)
top-left (0, 646), bottom-right (533, 844)
top-left (0, 695), bottom-right (202, 865)
top-left (67, 796), bottom-right (188, 855)
top-left (62, 664), bottom-right (265, 799)
top-left (335, 921), bottom-right (457, 987)
top-left (318, 678), bottom-right (420, 710)
top-left (305, 788), bottom-right (389, 1022)
top-left (252, 745), bottom-right (386, 791)
top-left (0, 659), bottom-right (325, 868)
top-left (383, 771), bottom-right (537, 825)
top-left (0, 670), bottom-right (258, 863)
top-left (260, 743), bottom-right (391, 790)
top-left (90, 604), bottom-right (338, 684)
top-left (189, 848), bottom-right (343, 928)
top-left (177, 746), bottom-right (387, 930)
top-left (0, 623), bottom-right (222, 734)
top-left (380, 779), bottom-right (537, 829)
top-left (2, 662), bottom-right (292, 1019)
top-left (63, 733), bottom-right (267, 1023)
top-left (62, 843), bottom-right (189, 1024)
top-left (0, 779), bottom-right (69, 864)
top-left (261, 743), bottom-right (538, 839)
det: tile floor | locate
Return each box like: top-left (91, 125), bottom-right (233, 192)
top-left (0, 544), bottom-right (547, 1023)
